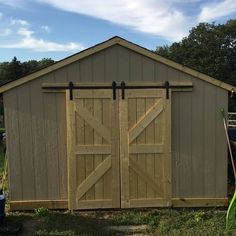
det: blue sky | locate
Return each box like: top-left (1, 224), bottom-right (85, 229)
top-left (0, 0), bottom-right (235, 62)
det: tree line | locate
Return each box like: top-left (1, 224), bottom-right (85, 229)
top-left (0, 57), bottom-right (54, 85)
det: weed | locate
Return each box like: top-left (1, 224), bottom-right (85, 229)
top-left (35, 207), bottom-right (51, 218)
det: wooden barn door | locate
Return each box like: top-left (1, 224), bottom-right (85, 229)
top-left (67, 90), bottom-right (120, 210)
top-left (67, 87), bottom-right (171, 210)
top-left (119, 89), bottom-right (171, 208)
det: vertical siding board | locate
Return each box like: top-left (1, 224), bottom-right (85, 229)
top-left (215, 88), bottom-right (228, 197)
top-left (169, 69), bottom-right (180, 197)
top-left (204, 84), bottom-right (216, 197)
top-left (105, 46), bottom-right (118, 82)
top-left (118, 46), bottom-right (130, 81)
top-left (155, 63), bottom-right (168, 82)
top-left (56, 93), bottom-right (67, 199)
top-left (54, 67), bottom-right (68, 83)
top-left (130, 51), bottom-right (142, 82)
top-left (178, 92), bottom-right (192, 197)
top-left (171, 92), bottom-right (179, 197)
top-left (30, 78), bottom-right (48, 199)
top-left (67, 62), bottom-right (80, 83)
top-left (142, 57), bottom-right (155, 82)
top-left (80, 56), bottom-right (93, 82)
top-left (4, 91), bottom-right (22, 200)
top-left (43, 75), bottom-right (60, 199)
top-left (191, 78), bottom-right (205, 197)
top-left (93, 51), bottom-right (105, 82)
top-left (17, 84), bottom-right (35, 200)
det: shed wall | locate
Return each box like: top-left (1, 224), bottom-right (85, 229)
top-left (4, 45), bottom-right (228, 202)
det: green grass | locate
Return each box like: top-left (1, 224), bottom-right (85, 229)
top-left (4, 208), bottom-right (236, 235)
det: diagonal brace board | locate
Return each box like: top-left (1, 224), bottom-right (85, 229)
top-left (75, 104), bottom-right (111, 143)
top-left (129, 99), bottom-right (163, 143)
top-left (130, 158), bottom-right (162, 195)
top-left (77, 155), bottom-right (111, 200)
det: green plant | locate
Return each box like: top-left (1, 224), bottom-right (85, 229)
top-left (35, 207), bottom-right (50, 218)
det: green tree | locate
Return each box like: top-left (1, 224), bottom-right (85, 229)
top-left (156, 20), bottom-right (236, 86)
top-left (156, 20), bottom-right (236, 110)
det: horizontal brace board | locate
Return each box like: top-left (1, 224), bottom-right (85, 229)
top-left (75, 145), bottom-right (111, 155)
top-left (9, 198), bottom-right (228, 211)
top-left (77, 200), bottom-right (112, 209)
top-left (130, 198), bottom-right (171, 207)
top-left (129, 144), bottom-right (164, 154)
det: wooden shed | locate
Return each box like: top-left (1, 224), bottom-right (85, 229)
top-left (1, 36), bottom-right (235, 211)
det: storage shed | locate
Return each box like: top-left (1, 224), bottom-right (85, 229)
top-left (1, 36), bottom-right (235, 211)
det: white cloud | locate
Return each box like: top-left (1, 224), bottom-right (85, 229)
top-left (40, 25), bottom-right (51, 33)
top-left (0, 12), bottom-right (2, 18)
top-left (1, 27), bottom-right (83, 51)
top-left (10, 18), bottom-right (29, 26)
top-left (37, 0), bottom-right (194, 41)
top-left (35, 0), bottom-right (236, 41)
top-left (0, 16), bottom-right (84, 52)
top-left (198, 0), bottom-right (236, 22)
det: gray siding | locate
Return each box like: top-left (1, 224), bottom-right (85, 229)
top-left (4, 45), bottom-right (228, 201)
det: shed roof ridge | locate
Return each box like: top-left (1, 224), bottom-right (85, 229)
top-left (0, 36), bottom-right (235, 93)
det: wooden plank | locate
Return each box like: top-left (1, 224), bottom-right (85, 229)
top-left (9, 197), bottom-right (228, 211)
top-left (75, 145), bottom-right (111, 155)
top-left (136, 98), bottom-right (147, 199)
top-left (4, 90), bottom-right (22, 200)
top-left (9, 200), bottom-right (68, 211)
top-left (17, 85), bottom-right (35, 200)
top-left (191, 79), bottom-right (205, 197)
top-left (111, 97), bottom-right (121, 208)
top-left (66, 91), bottom-right (76, 210)
top-left (78, 200), bottom-right (112, 209)
top-left (129, 144), bottom-right (164, 154)
top-left (74, 90), bottom-right (113, 99)
top-left (130, 50), bottom-right (142, 82)
top-left (29, 78), bottom-right (48, 200)
top-left (56, 92), bottom-right (68, 199)
top-left (142, 56), bottom-right (155, 82)
top-left (172, 198), bottom-right (228, 207)
top-left (77, 156), bottom-right (111, 200)
top-left (118, 45), bottom-right (130, 82)
top-left (178, 92), bottom-right (192, 197)
top-left (215, 87), bottom-right (228, 197)
top-left (119, 96), bottom-right (130, 208)
top-left (67, 61), bottom-right (80, 83)
top-left (171, 92), bottom-right (180, 197)
top-left (126, 90), bottom-right (163, 98)
top-left (76, 99), bottom-right (86, 201)
top-left (129, 100), bottom-right (163, 143)
top-left (92, 50), bottom-right (105, 82)
top-left (130, 159), bottom-right (162, 195)
top-left (204, 84), bottom-right (216, 196)
top-left (42, 82), bottom-right (192, 88)
top-left (80, 56), bottom-right (93, 82)
top-left (75, 104), bottom-right (111, 143)
top-left (103, 98), bottom-right (112, 199)
top-left (130, 198), bottom-right (170, 207)
top-left (94, 99), bottom-right (104, 200)
top-left (145, 98), bottom-right (155, 198)
top-left (129, 98), bottom-right (138, 200)
top-left (163, 93), bottom-right (172, 205)
top-left (84, 98), bottom-right (94, 200)
top-left (105, 45), bottom-right (118, 82)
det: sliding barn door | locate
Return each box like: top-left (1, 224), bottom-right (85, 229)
top-left (67, 90), bottom-right (120, 210)
top-left (119, 89), bottom-right (171, 208)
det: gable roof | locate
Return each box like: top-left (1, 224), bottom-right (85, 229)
top-left (0, 36), bottom-right (235, 93)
